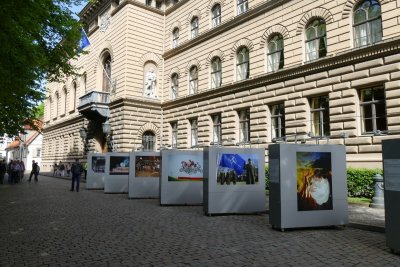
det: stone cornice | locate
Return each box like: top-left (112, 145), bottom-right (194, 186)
top-left (163, 0), bottom-right (291, 59)
top-left (162, 37), bottom-right (400, 110)
top-left (165, 0), bottom-right (189, 15)
top-left (42, 115), bottom-right (84, 133)
top-left (110, 97), bottom-right (162, 110)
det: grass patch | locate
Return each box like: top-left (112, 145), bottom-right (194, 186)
top-left (348, 197), bottom-right (371, 205)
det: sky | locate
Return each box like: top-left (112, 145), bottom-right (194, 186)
top-left (70, 1), bottom-right (88, 19)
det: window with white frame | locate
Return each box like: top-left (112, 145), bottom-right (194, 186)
top-left (267, 34), bottom-right (284, 72)
top-left (271, 103), bottom-right (285, 140)
top-left (191, 17), bottom-right (199, 38)
top-left (305, 19), bottom-right (327, 62)
top-left (353, 0), bottom-right (382, 48)
top-left (102, 54), bottom-right (112, 92)
top-left (189, 66), bottom-right (198, 95)
top-left (237, 0), bottom-right (248, 15)
top-left (171, 73), bottom-right (179, 99)
top-left (212, 114), bottom-right (222, 144)
top-left (236, 47), bottom-right (249, 81)
top-left (190, 119), bottom-right (198, 147)
top-left (211, 57), bottom-right (222, 89)
top-left (360, 87), bottom-right (387, 134)
top-left (171, 122), bottom-right (178, 148)
top-left (142, 131), bottom-right (155, 151)
top-left (310, 96), bottom-right (330, 137)
top-left (239, 109), bottom-right (250, 143)
top-left (211, 4), bottom-right (221, 27)
top-left (172, 28), bottom-right (179, 48)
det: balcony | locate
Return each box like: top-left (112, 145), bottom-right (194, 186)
top-left (78, 91), bottom-right (110, 121)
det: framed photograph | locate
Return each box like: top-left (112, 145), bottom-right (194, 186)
top-left (109, 156), bottom-right (130, 175)
top-left (135, 156), bottom-right (161, 178)
top-left (167, 153), bottom-right (203, 182)
top-left (296, 152), bottom-right (333, 211)
top-left (216, 153), bottom-right (259, 185)
top-left (92, 156), bottom-right (106, 173)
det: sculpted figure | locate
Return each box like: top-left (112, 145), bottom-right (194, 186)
top-left (144, 69), bottom-right (157, 98)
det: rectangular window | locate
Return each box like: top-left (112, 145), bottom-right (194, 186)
top-left (237, 0), bottom-right (248, 15)
top-left (239, 109), bottom-right (250, 143)
top-left (36, 148), bottom-right (41, 157)
top-left (360, 87), bottom-right (387, 134)
top-left (212, 114), bottom-right (222, 144)
top-left (171, 122), bottom-right (178, 148)
top-left (271, 103), bottom-right (285, 140)
top-left (190, 119), bottom-right (198, 147)
top-left (146, 0), bottom-right (152, 6)
top-left (310, 96), bottom-right (330, 137)
top-left (156, 1), bottom-right (162, 9)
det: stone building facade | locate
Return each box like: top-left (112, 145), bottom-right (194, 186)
top-left (42, 0), bottom-right (400, 171)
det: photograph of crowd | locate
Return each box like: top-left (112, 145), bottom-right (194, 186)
top-left (216, 153), bottom-right (259, 185)
top-left (296, 151), bottom-right (333, 211)
top-left (92, 156), bottom-right (105, 173)
top-left (109, 156), bottom-right (130, 175)
top-left (135, 156), bottom-right (161, 178)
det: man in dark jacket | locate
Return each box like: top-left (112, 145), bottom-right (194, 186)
top-left (28, 160), bottom-right (40, 182)
top-left (70, 159), bottom-right (83, 192)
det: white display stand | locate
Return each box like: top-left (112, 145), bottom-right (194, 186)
top-left (160, 150), bottom-right (203, 205)
top-left (269, 144), bottom-right (348, 230)
top-left (128, 151), bottom-right (161, 198)
top-left (86, 153), bottom-right (107, 189)
top-left (104, 152), bottom-right (130, 193)
top-left (203, 147), bottom-right (266, 215)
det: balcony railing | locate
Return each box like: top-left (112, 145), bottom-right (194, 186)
top-left (79, 91), bottom-right (110, 107)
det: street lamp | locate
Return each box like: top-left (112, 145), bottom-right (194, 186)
top-left (79, 127), bottom-right (87, 140)
top-left (102, 120), bottom-right (111, 135)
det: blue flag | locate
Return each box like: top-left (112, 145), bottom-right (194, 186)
top-left (79, 29), bottom-right (90, 50)
top-left (219, 154), bottom-right (245, 175)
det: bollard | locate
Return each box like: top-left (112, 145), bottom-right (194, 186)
top-left (369, 173), bottom-right (384, 209)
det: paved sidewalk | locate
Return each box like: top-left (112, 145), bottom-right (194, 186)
top-left (0, 176), bottom-right (397, 266)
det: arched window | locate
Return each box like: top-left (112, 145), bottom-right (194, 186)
top-left (211, 4), bottom-right (221, 27)
top-left (189, 66), bottom-right (198, 95)
top-left (63, 87), bottom-right (67, 115)
top-left (172, 28), bottom-right (179, 48)
top-left (83, 73), bottom-right (87, 93)
top-left (171, 73), bottom-right (179, 99)
top-left (191, 17), bottom-right (199, 38)
top-left (267, 34), bottom-right (284, 73)
top-left (211, 57), bottom-right (222, 89)
top-left (305, 19), bottom-right (327, 62)
top-left (102, 54), bottom-right (112, 92)
top-left (236, 47), bottom-right (249, 81)
top-left (72, 82), bottom-right (77, 111)
top-left (237, 0), bottom-right (248, 15)
top-left (142, 131), bottom-right (155, 151)
top-left (353, 0), bottom-right (382, 47)
top-left (55, 92), bottom-right (59, 118)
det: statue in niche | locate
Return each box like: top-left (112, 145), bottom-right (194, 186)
top-left (144, 68), bottom-right (157, 98)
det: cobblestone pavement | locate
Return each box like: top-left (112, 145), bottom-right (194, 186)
top-left (0, 176), bottom-right (399, 267)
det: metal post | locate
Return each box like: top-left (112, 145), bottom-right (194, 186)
top-left (369, 173), bottom-right (384, 209)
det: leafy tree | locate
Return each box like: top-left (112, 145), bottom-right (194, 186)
top-left (35, 103), bottom-right (45, 120)
top-left (0, 0), bottom-right (87, 136)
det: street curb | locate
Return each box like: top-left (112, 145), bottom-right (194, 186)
top-left (348, 222), bottom-right (385, 233)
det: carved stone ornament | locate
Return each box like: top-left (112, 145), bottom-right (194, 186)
top-left (99, 13), bottom-right (111, 33)
top-left (143, 69), bottom-right (158, 99)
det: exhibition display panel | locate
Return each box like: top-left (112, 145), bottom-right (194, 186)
top-left (160, 150), bottom-right (203, 205)
top-left (203, 147), bottom-right (266, 215)
top-left (104, 152), bottom-right (130, 193)
top-left (382, 139), bottom-right (400, 253)
top-left (128, 151), bottom-right (161, 198)
top-left (269, 144), bottom-right (348, 230)
top-left (86, 153), bottom-right (107, 189)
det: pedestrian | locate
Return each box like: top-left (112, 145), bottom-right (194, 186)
top-left (11, 161), bottom-right (20, 184)
top-left (83, 161), bottom-right (88, 180)
top-left (59, 161), bottom-right (65, 177)
top-left (19, 160), bottom-right (25, 181)
top-left (7, 160), bottom-right (12, 183)
top-left (53, 162), bottom-right (58, 176)
top-left (0, 160), bottom-right (6, 184)
top-left (28, 160), bottom-right (40, 182)
top-left (70, 159), bottom-right (83, 192)
top-left (66, 162), bottom-right (71, 176)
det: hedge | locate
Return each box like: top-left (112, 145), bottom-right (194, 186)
top-left (265, 166), bottom-right (382, 198)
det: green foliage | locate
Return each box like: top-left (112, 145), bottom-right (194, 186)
top-left (347, 167), bottom-right (382, 198)
top-left (34, 103), bottom-right (45, 119)
top-left (265, 165), bottom-right (270, 190)
top-left (0, 0), bottom-right (85, 136)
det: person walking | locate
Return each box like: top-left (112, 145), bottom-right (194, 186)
top-left (70, 159), bottom-right (83, 192)
top-left (83, 162), bottom-right (88, 180)
top-left (19, 160), bottom-right (25, 181)
top-left (0, 160), bottom-right (6, 184)
top-left (66, 162), bottom-right (71, 176)
top-left (28, 160), bottom-right (40, 182)
top-left (59, 161), bottom-right (65, 177)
